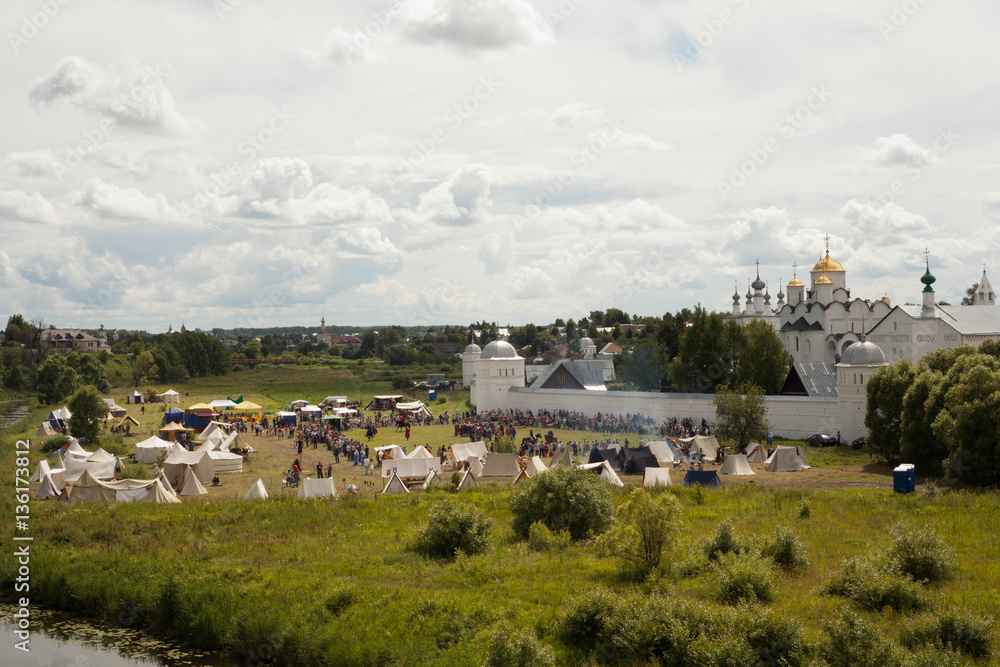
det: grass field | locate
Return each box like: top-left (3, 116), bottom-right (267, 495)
top-left (2, 366), bottom-right (998, 665)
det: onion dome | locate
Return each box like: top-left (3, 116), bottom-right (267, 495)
top-left (480, 340), bottom-right (519, 359)
top-left (732, 283), bottom-right (741, 304)
top-left (921, 261), bottom-right (936, 293)
top-left (815, 272), bottom-right (833, 285)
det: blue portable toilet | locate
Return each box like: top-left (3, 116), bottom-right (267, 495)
top-left (893, 464), bottom-right (915, 493)
top-left (428, 389), bottom-right (437, 402)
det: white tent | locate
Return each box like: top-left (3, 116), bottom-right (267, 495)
top-left (745, 443), bottom-right (768, 463)
top-left (765, 446), bottom-right (811, 472)
top-left (64, 457), bottom-right (116, 482)
top-left (163, 450), bottom-right (214, 486)
top-left (481, 453), bottom-right (520, 478)
top-left (209, 399), bottom-right (236, 409)
top-left (526, 456), bottom-right (548, 477)
top-left (322, 396), bottom-right (349, 407)
top-left (245, 478), bottom-right (268, 500)
top-left (457, 469), bottom-right (479, 489)
top-left (54, 406), bottom-right (72, 420)
top-left (63, 440), bottom-right (92, 463)
top-left (289, 399), bottom-right (309, 408)
top-left (208, 451), bottom-right (243, 475)
top-left (177, 466), bottom-right (208, 496)
top-left (196, 430), bottom-right (225, 451)
top-left (465, 456), bottom-right (484, 476)
top-left (692, 435), bottom-right (720, 459)
top-left (135, 436), bottom-right (181, 464)
top-left (406, 446), bottom-right (435, 459)
top-left (381, 457), bottom-right (441, 480)
top-left (423, 469), bottom-right (443, 489)
top-left (35, 422), bottom-right (58, 438)
top-left (35, 472), bottom-right (62, 499)
top-left (299, 477), bottom-right (337, 499)
top-left (643, 468), bottom-right (674, 487)
top-left (382, 470), bottom-right (410, 494)
top-left (140, 478), bottom-right (180, 504)
top-left (88, 448), bottom-right (115, 463)
top-left (395, 401), bottom-right (433, 418)
top-left (375, 444), bottom-right (406, 460)
top-left (579, 461), bottom-right (625, 487)
top-left (720, 453), bottom-right (755, 475)
top-left (30, 459), bottom-right (52, 483)
top-left (549, 444), bottom-right (574, 469)
top-left (647, 441), bottom-right (676, 463)
top-left (448, 441), bottom-right (488, 462)
top-left (300, 405), bottom-right (322, 413)
top-left (197, 421), bottom-right (232, 442)
top-left (126, 391), bottom-right (144, 405)
top-left (161, 389), bottom-right (180, 403)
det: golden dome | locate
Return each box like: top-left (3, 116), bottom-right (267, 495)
top-left (787, 276), bottom-right (803, 287)
top-left (810, 251), bottom-right (845, 273)
top-left (815, 272), bottom-right (833, 285)
top-left (882, 294), bottom-right (891, 302)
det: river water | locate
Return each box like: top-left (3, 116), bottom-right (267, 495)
top-left (1, 605), bottom-right (237, 667)
top-left (0, 400), bottom-right (30, 430)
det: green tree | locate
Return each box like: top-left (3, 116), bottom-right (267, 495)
top-left (412, 500), bottom-right (492, 560)
top-left (620, 338), bottom-right (667, 391)
top-left (713, 381), bottom-right (770, 453)
top-left (133, 350), bottom-right (158, 388)
top-left (35, 355), bottom-right (81, 404)
top-left (670, 306), bottom-right (729, 393)
top-left (68, 385), bottom-right (108, 445)
top-left (600, 488), bottom-right (681, 573)
top-left (865, 358), bottom-right (916, 462)
top-left (961, 282), bottom-right (979, 306)
top-left (509, 466), bottom-right (613, 540)
top-left (241, 339), bottom-right (262, 359)
top-left (384, 343), bottom-right (417, 366)
top-left (932, 354), bottom-right (1000, 486)
top-left (734, 319), bottom-right (788, 394)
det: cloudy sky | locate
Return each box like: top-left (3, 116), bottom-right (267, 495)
top-left (2, 0), bottom-right (999, 331)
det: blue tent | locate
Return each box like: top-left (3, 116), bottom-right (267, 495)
top-left (163, 407), bottom-right (185, 424)
top-left (683, 470), bottom-right (722, 488)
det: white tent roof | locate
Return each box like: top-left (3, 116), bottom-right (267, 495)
top-left (63, 457), bottom-right (116, 482)
top-left (135, 436), bottom-right (181, 464)
top-left (35, 422), bottom-right (58, 437)
top-left (579, 461), bottom-right (624, 487)
top-left (765, 446), bottom-right (811, 472)
top-left (299, 477), bottom-right (337, 498)
top-left (458, 469), bottom-right (479, 489)
top-left (245, 478), bottom-right (268, 500)
top-left (381, 457), bottom-right (441, 480)
top-left (289, 399), bottom-right (309, 407)
top-left (692, 435), bottom-right (720, 459)
top-left (406, 446), bottom-right (435, 459)
top-left (644, 468), bottom-right (674, 487)
top-left (395, 401), bottom-right (432, 417)
top-left (207, 450), bottom-right (243, 474)
top-left (720, 453), bottom-right (755, 475)
top-left (481, 453), bottom-right (520, 478)
top-left (30, 459), bottom-right (52, 483)
top-left (178, 466), bottom-right (208, 496)
top-left (449, 441), bottom-right (488, 461)
top-left (647, 441), bottom-right (676, 463)
top-left (161, 389), bottom-right (180, 396)
top-left (374, 444), bottom-right (405, 460)
top-left (381, 470), bottom-right (410, 494)
top-left (322, 395), bottom-right (348, 405)
top-left (209, 399), bottom-right (236, 408)
top-left (35, 471), bottom-right (61, 499)
top-left (88, 448), bottom-right (116, 463)
top-left (745, 442), bottom-right (768, 463)
top-left (300, 405), bottom-right (322, 412)
top-left (526, 456), bottom-right (548, 477)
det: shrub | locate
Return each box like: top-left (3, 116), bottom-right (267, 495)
top-left (715, 552), bottom-right (776, 605)
top-left (555, 588), bottom-right (618, 651)
top-left (325, 586), bottom-right (357, 616)
top-left (99, 433), bottom-right (130, 457)
top-left (41, 435), bottom-right (70, 454)
top-left (412, 500), bottom-right (491, 560)
top-left (509, 466), bottom-right (613, 540)
top-left (704, 520), bottom-right (751, 561)
top-left (798, 500), bottom-right (811, 519)
top-left (900, 609), bottom-right (994, 659)
top-left (599, 488), bottom-right (681, 573)
top-left (761, 526), bottom-right (808, 571)
top-left (686, 631), bottom-right (758, 667)
top-left (823, 556), bottom-right (928, 612)
top-left (390, 374), bottom-right (411, 390)
top-left (528, 522), bottom-right (570, 552)
top-left (483, 624), bottom-right (555, 667)
top-left (819, 610), bottom-right (910, 667)
top-left (886, 523), bottom-right (956, 583)
top-left (739, 609), bottom-right (808, 666)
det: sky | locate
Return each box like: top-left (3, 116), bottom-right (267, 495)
top-left (2, 0), bottom-right (999, 331)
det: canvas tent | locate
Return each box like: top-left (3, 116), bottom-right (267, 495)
top-left (526, 456), bottom-right (548, 477)
top-left (375, 444), bottom-right (406, 460)
top-left (579, 461), bottom-right (625, 487)
top-left (60, 470), bottom-right (179, 505)
top-left (289, 399), bottom-right (309, 409)
top-left (406, 446), bottom-right (435, 459)
top-left (321, 396), bottom-right (349, 408)
top-left (299, 477), bottom-right (337, 499)
top-left (448, 441), bottom-right (488, 462)
top-left (35, 472), bottom-right (62, 499)
top-left (745, 442), bottom-right (768, 463)
top-left (161, 389), bottom-right (180, 403)
top-left (423, 469), bottom-right (442, 489)
top-left (163, 450), bottom-right (214, 487)
top-left (549, 444), bottom-right (575, 469)
top-left (177, 466), bottom-right (208, 496)
top-left (135, 436), bottom-right (181, 464)
top-left (480, 453), bottom-right (520, 478)
top-left (208, 450), bottom-right (243, 475)
top-left (244, 478), bottom-right (268, 500)
top-left (209, 399), bottom-right (237, 409)
top-left (646, 441), bottom-right (676, 464)
top-left (49, 406), bottom-right (72, 421)
top-left (719, 453), bottom-right (755, 475)
top-left (765, 446), bottom-right (811, 472)
top-left (126, 391), bottom-right (144, 404)
top-left (622, 447), bottom-right (660, 474)
top-left (366, 395), bottom-right (402, 411)
top-left (381, 457), bottom-right (441, 480)
top-left (30, 459), bottom-right (52, 483)
top-left (395, 401), bottom-right (433, 418)
top-left (692, 435), bottom-right (720, 459)
top-left (683, 470), bottom-right (722, 487)
top-left (644, 468), bottom-right (674, 487)
top-left (35, 421), bottom-right (58, 438)
top-left (457, 469), bottom-right (479, 489)
top-left (159, 421), bottom-right (194, 442)
top-left (64, 455), bottom-right (116, 482)
top-left (381, 470), bottom-right (409, 494)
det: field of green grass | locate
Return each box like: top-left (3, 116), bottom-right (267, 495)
top-left (2, 365), bottom-right (998, 665)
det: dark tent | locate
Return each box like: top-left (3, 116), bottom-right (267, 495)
top-left (588, 447), bottom-right (619, 468)
top-left (163, 407), bottom-right (184, 424)
top-left (682, 470), bottom-right (722, 488)
top-left (622, 447), bottom-right (660, 474)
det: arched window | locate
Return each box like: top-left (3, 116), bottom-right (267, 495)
top-left (860, 374), bottom-right (864, 384)
top-left (795, 337), bottom-right (799, 352)
top-left (853, 373), bottom-right (857, 384)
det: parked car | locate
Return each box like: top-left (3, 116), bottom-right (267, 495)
top-left (851, 436), bottom-right (866, 450)
top-left (806, 433), bottom-right (837, 447)
top-left (413, 381), bottom-right (432, 389)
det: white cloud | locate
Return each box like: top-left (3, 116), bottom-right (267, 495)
top-left (304, 29), bottom-right (374, 65)
top-left (75, 178), bottom-right (185, 224)
top-left (28, 56), bottom-right (191, 135)
top-left (0, 190), bottom-right (59, 224)
top-left (401, 164), bottom-right (494, 226)
top-left (329, 227), bottom-right (401, 260)
top-left (3, 150), bottom-right (60, 178)
top-left (854, 134), bottom-right (938, 172)
top-left (547, 102), bottom-right (605, 129)
top-left (401, 0), bottom-right (553, 53)
top-left (479, 230), bottom-right (514, 274)
top-left (510, 266), bottom-right (554, 298)
top-left (592, 199), bottom-right (685, 231)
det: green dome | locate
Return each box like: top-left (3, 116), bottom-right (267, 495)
top-left (921, 262), bottom-right (936, 293)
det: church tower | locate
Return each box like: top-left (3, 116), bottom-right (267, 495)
top-left (975, 267), bottom-right (995, 306)
top-left (920, 250), bottom-right (936, 318)
top-left (786, 264), bottom-right (804, 306)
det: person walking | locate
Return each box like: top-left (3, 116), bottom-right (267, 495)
top-left (316, 463), bottom-right (323, 478)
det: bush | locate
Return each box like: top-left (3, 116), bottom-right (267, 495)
top-left (798, 500), bottom-right (811, 519)
top-left (738, 609), bottom-right (808, 666)
top-left (900, 609), bottom-right (994, 659)
top-left (483, 624), bottom-right (555, 667)
top-left (555, 588), bottom-right (618, 652)
top-left (528, 522), bottom-right (570, 552)
top-left (390, 374), bottom-right (412, 390)
top-left (761, 526), bottom-right (808, 571)
top-left (823, 556), bottom-right (928, 612)
top-left (325, 586), bottom-right (357, 616)
top-left (715, 552), bottom-right (776, 605)
top-left (99, 433), bottom-right (130, 457)
top-left (509, 466), bottom-right (613, 541)
top-left (819, 610), bottom-right (910, 667)
top-left (599, 488), bottom-right (681, 573)
top-left (704, 520), bottom-right (751, 561)
top-left (412, 500), bottom-right (491, 560)
top-left (886, 523), bottom-right (956, 583)
top-left (40, 435), bottom-right (70, 454)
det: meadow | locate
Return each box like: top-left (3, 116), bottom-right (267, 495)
top-left (1, 365), bottom-right (998, 665)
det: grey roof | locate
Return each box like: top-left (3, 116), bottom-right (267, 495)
top-left (480, 340), bottom-right (519, 360)
top-left (784, 362), bottom-right (838, 397)
top-left (839, 341), bottom-right (886, 366)
top-left (780, 317), bottom-right (825, 332)
top-left (463, 343), bottom-right (481, 354)
top-left (894, 304), bottom-right (1000, 336)
top-left (530, 359), bottom-right (606, 389)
